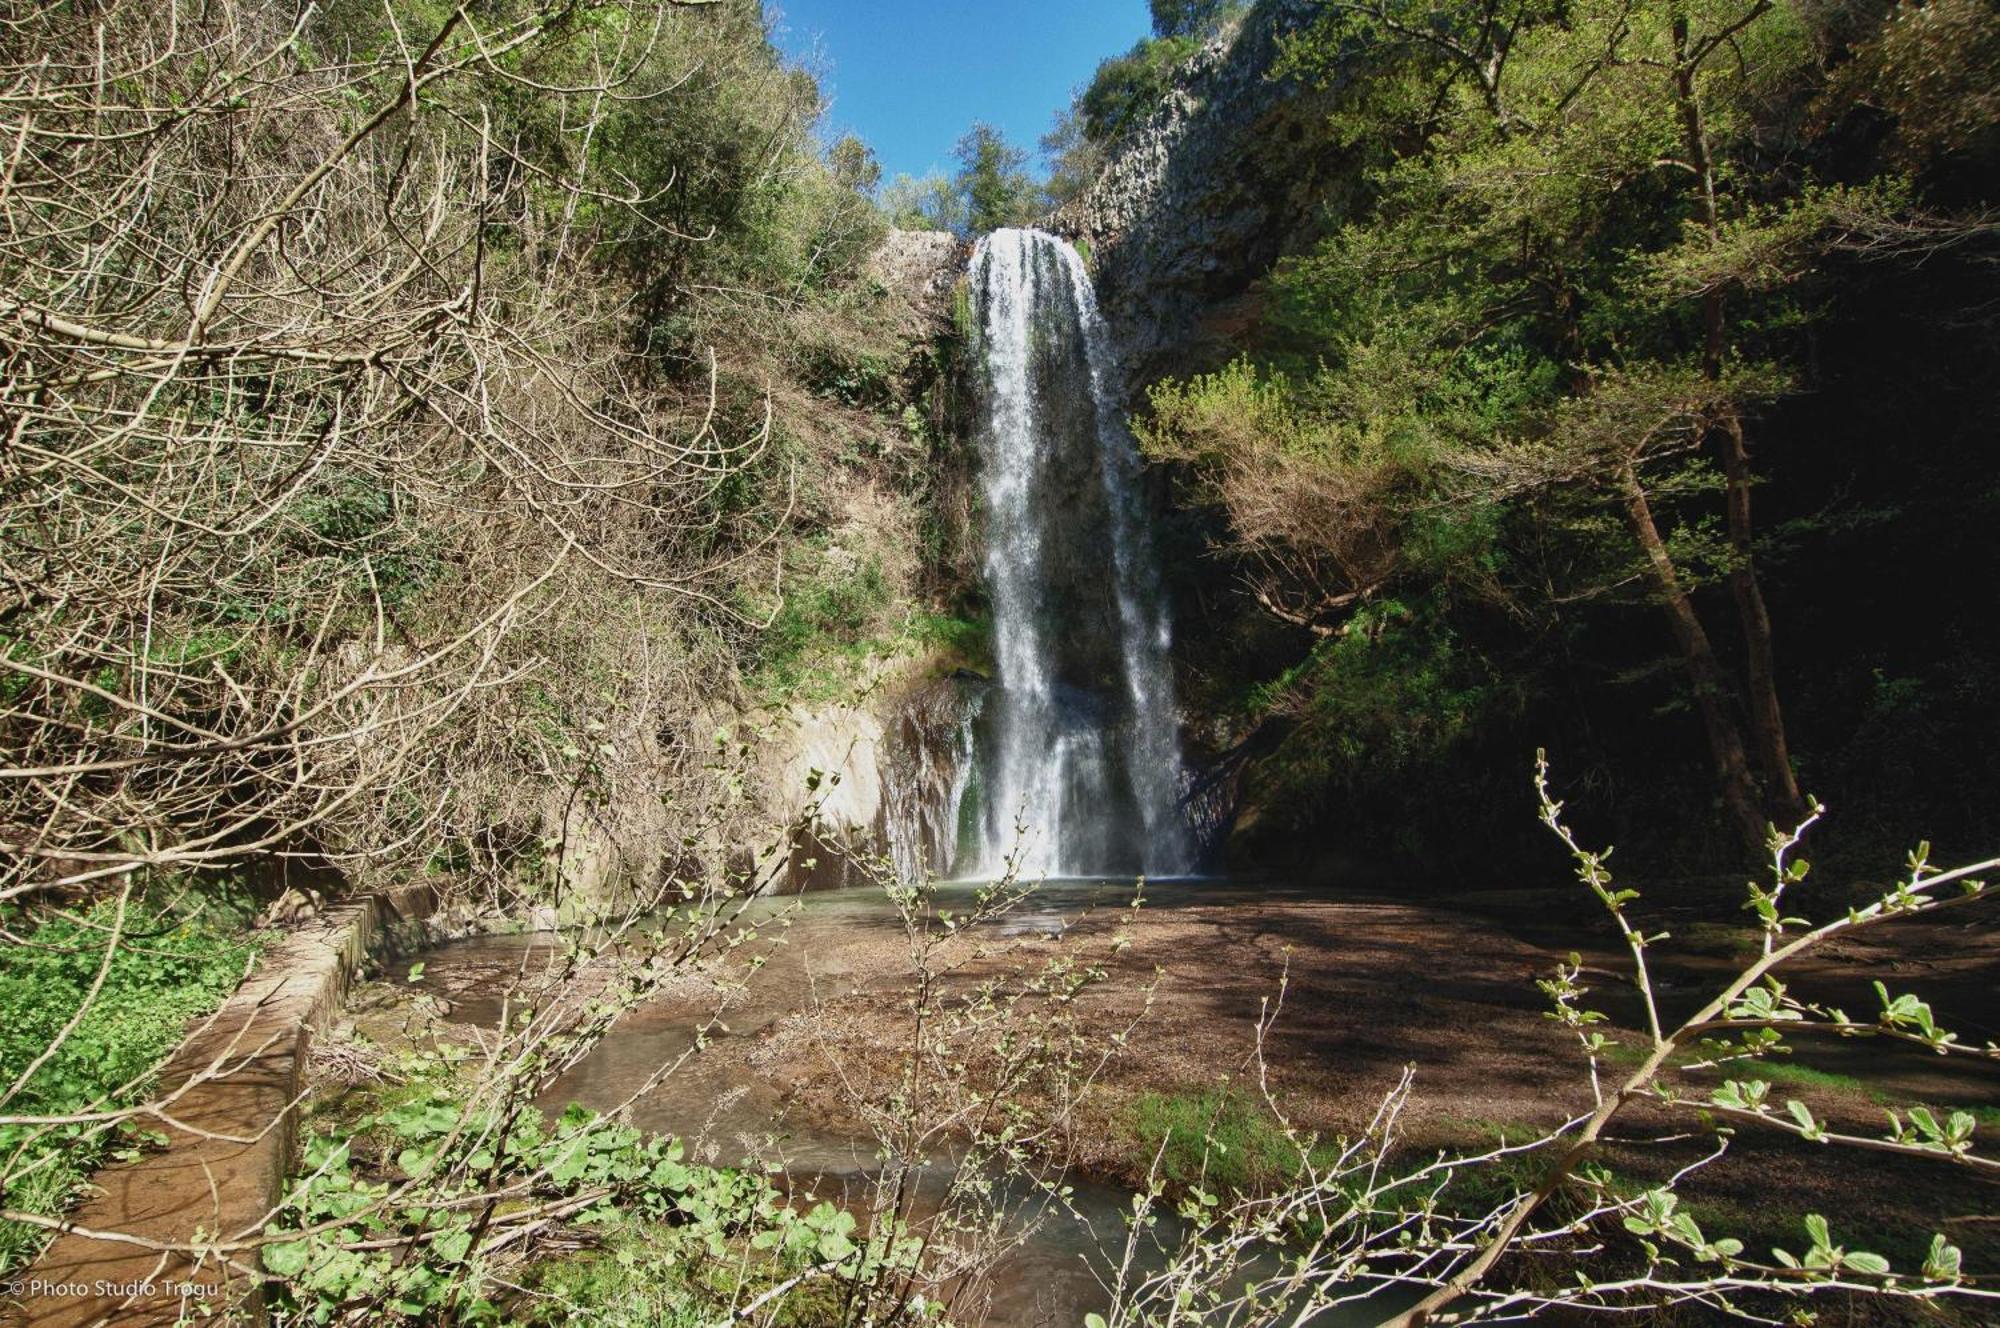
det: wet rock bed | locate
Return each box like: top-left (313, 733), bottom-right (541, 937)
top-left (297, 881), bottom-right (2000, 1327)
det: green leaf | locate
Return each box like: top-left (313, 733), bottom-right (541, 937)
top-left (547, 1139), bottom-right (588, 1185)
top-left (430, 1227), bottom-right (472, 1264)
top-left (262, 1240), bottom-right (311, 1276)
top-left (1923, 1234), bottom-right (1963, 1281)
top-left (1785, 1100), bottom-right (1823, 1140)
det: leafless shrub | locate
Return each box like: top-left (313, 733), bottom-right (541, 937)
top-left (0, 0), bottom-right (792, 908)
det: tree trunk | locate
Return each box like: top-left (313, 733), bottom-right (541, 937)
top-left (1672, 4), bottom-right (1804, 829)
top-left (1617, 463), bottom-right (1768, 855)
top-left (1718, 410), bottom-right (1806, 825)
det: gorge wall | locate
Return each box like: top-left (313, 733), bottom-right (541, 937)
top-left (755, 1), bottom-right (1352, 889)
top-left (747, 229), bottom-right (977, 893)
top-left (1052, 0), bottom-right (1344, 394)
top-left (1047, 0), bottom-right (1353, 867)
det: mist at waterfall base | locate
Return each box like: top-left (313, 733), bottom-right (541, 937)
top-left (952, 228), bottom-right (1195, 882)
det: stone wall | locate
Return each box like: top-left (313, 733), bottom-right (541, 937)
top-left (5, 886), bottom-right (436, 1328)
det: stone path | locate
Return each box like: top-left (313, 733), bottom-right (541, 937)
top-left (3, 887), bottom-right (431, 1328)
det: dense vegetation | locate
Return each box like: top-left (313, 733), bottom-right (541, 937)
top-left (0, 0), bottom-right (963, 914)
top-left (0, 884), bottom-right (258, 1269)
top-left (881, 123), bottom-right (1048, 235)
top-left (1138, 0), bottom-right (2000, 877)
top-left (3, 2), bottom-right (1996, 1326)
top-left (0, 0), bottom-right (960, 1284)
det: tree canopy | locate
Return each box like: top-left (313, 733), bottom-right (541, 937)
top-left (953, 122), bottom-right (1042, 234)
top-left (1144, 0), bottom-right (2000, 862)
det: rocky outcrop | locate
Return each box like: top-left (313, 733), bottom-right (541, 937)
top-left (879, 678), bottom-right (979, 885)
top-left (864, 228), bottom-right (964, 313)
top-left (757, 697), bottom-right (891, 892)
top-left (1052, 0), bottom-right (1345, 395)
top-left (745, 669), bottom-right (980, 893)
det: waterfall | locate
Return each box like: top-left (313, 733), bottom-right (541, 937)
top-left (962, 228), bottom-right (1193, 880)
top-left (881, 683), bottom-right (980, 886)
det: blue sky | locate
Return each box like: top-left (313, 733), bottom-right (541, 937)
top-left (771, 1), bottom-right (1154, 183)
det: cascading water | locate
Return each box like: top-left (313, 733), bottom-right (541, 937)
top-left (881, 683), bottom-right (981, 886)
top-left (961, 228), bottom-right (1192, 880)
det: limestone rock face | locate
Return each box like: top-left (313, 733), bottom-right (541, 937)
top-left (1052, 0), bottom-right (1343, 395)
top-left (764, 699), bottom-right (887, 892)
top-left (865, 227), bottom-right (965, 322)
top-left (749, 673), bottom-right (978, 893)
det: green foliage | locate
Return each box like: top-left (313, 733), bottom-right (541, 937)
top-left (950, 279), bottom-right (976, 342)
top-left (1071, 0), bottom-right (1243, 148)
top-left (1142, 345), bottom-right (1512, 595)
top-left (745, 551), bottom-right (986, 703)
top-left (1079, 36), bottom-right (1198, 143)
top-left (1157, 0), bottom-right (2000, 863)
top-left (877, 123), bottom-right (1041, 237)
top-left (1150, 0), bottom-right (1237, 39)
top-left (1255, 0), bottom-right (1856, 536)
top-left (1821, 0), bottom-right (2000, 171)
top-left (952, 122), bottom-right (1040, 234)
top-left (520, 1220), bottom-right (848, 1327)
top-left (1129, 1088), bottom-right (1329, 1194)
top-left (289, 473), bottom-right (440, 610)
top-left (271, 1075), bottom-right (919, 1325)
top-left (478, 2), bottom-right (884, 329)
top-left (908, 611), bottom-right (992, 676)
top-left (746, 546), bottom-right (895, 701)
top-left (802, 346), bottom-right (900, 411)
top-left (880, 170), bottom-right (967, 234)
top-left (827, 134), bottom-right (882, 195)
top-left (1250, 598), bottom-right (1512, 807)
top-left (2, 0), bottom-right (926, 921)
top-left (0, 887), bottom-right (257, 1273)
top-left (1038, 107), bottom-right (1105, 209)
top-left (272, 1088), bottom-right (884, 1320)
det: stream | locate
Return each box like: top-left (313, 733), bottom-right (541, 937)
top-left (404, 879), bottom-right (1412, 1327)
top-left (406, 881), bottom-right (1220, 1327)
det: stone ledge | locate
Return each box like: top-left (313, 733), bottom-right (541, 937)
top-left (2, 883), bottom-right (435, 1328)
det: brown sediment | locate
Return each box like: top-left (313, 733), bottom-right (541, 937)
top-left (357, 882), bottom-right (2000, 1315)
top-left (582, 885), bottom-right (2000, 1258)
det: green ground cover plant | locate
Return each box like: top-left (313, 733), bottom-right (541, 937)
top-left (1129, 1089), bottom-right (1337, 1195)
top-left (0, 883), bottom-right (259, 1272)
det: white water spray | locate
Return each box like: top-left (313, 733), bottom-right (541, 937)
top-left (962, 228), bottom-right (1192, 879)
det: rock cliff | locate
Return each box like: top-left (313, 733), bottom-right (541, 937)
top-left (1052, 0), bottom-right (1344, 396)
top-left (745, 229), bottom-right (974, 893)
